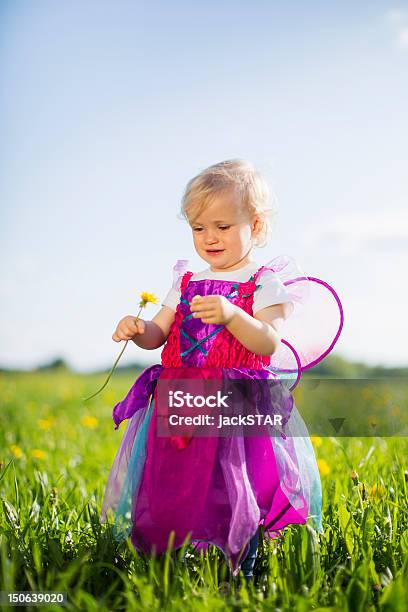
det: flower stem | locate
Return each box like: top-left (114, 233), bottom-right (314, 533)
top-left (82, 305), bottom-right (144, 402)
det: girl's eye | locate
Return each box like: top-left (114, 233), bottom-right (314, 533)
top-left (192, 226), bottom-right (230, 232)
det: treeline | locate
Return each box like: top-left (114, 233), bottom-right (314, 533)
top-left (0, 354), bottom-right (407, 378)
top-left (308, 354), bottom-right (408, 378)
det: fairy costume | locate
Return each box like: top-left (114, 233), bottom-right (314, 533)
top-left (100, 255), bottom-right (344, 574)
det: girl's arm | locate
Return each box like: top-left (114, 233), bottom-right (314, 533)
top-left (225, 304), bottom-right (285, 356)
top-left (131, 306), bottom-right (175, 350)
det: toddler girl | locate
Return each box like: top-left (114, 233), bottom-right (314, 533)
top-left (101, 159), bottom-right (344, 583)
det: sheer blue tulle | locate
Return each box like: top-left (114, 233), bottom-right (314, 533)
top-left (288, 408), bottom-right (323, 533)
top-left (113, 396), bottom-right (155, 542)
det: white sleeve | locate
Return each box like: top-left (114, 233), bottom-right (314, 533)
top-left (252, 269), bottom-right (295, 319)
top-left (161, 287), bottom-right (181, 312)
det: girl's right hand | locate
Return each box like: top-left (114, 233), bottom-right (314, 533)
top-left (112, 316), bottom-right (146, 342)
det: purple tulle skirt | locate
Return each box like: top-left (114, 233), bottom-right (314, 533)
top-left (101, 365), bottom-right (323, 573)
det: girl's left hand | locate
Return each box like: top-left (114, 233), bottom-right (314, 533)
top-left (189, 295), bottom-right (237, 325)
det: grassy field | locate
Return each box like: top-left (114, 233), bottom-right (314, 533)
top-left (0, 370), bottom-right (407, 611)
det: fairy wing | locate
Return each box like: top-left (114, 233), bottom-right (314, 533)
top-left (172, 259), bottom-right (190, 290)
top-left (256, 254), bottom-right (344, 388)
top-left (161, 259), bottom-right (190, 311)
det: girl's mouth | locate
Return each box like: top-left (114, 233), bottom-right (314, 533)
top-left (206, 249), bottom-right (225, 256)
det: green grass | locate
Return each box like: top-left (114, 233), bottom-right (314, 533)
top-left (0, 370), bottom-right (407, 611)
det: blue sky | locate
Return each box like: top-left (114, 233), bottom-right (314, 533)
top-left (1, 1), bottom-right (407, 372)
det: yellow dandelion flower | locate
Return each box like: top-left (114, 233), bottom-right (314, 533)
top-left (81, 415), bottom-right (98, 429)
top-left (361, 387), bottom-right (373, 401)
top-left (368, 415), bottom-right (378, 428)
top-left (310, 436), bottom-right (322, 446)
top-left (10, 445), bottom-right (23, 459)
top-left (368, 483), bottom-right (386, 498)
top-left (31, 449), bottom-right (46, 460)
top-left (38, 418), bottom-right (52, 431)
top-left (139, 292), bottom-right (158, 307)
top-left (317, 458), bottom-right (330, 475)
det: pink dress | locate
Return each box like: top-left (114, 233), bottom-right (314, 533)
top-left (101, 255), bottom-right (344, 574)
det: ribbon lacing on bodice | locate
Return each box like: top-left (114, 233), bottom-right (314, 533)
top-left (161, 267), bottom-right (273, 369)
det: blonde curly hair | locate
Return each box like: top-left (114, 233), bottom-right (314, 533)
top-left (178, 159), bottom-right (277, 248)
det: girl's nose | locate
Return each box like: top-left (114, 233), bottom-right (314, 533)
top-left (204, 231), bottom-right (219, 244)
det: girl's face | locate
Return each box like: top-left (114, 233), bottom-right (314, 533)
top-left (188, 189), bottom-right (261, 271)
